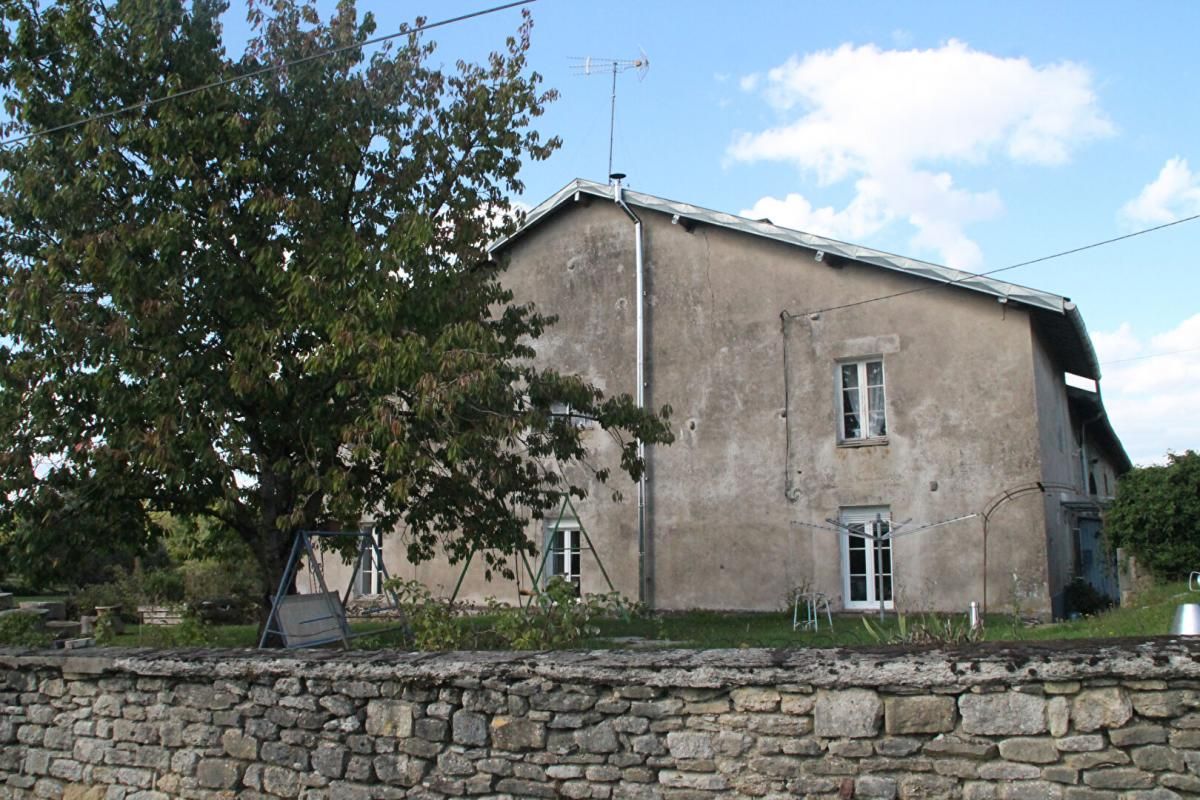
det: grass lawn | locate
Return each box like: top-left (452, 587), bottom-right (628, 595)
top-left (13, 581), bottom-right (1191, 651)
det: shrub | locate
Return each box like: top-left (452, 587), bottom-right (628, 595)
top-left (862, 612), bottom-right (984, 646)
top-left (1106, 451), bottom-right (1200, 579)
top-left (383, 577), bottom-right (638, 651)
top-left (180, 558), bottom-right (263, 624)
top-left (1064, 578), bottom-right (1114, 617)
top-left (0, 611), bottom-right (53, 648)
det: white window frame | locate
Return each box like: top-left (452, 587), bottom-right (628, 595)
top-left (550, 401), bottom-right (594, 430)
top-left (545, 524), bottom-right (582, 590)
top-left (839, 506), bottom-right (894, 610)
top-left (837, 358), bottom-right (887, 442)
top-left (356, 528), bottom-right (384, 597)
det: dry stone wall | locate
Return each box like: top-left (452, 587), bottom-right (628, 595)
top-left (4, 641), bottom-right (1200, 799)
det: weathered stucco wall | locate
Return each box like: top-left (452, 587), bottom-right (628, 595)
top-left (324, 196), bottom-right (1090, 616)
top-left (4, 640), bottom-right (1200, 800)
top-left (423, 197), bottom-right (1057, 613)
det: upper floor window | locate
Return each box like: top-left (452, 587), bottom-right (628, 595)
top-left (839, 359), bottom-right (887, 441)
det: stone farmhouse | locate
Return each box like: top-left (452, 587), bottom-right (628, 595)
top-left (340, 178), bottom-right (1131, 620)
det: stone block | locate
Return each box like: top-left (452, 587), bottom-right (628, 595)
top-left (221, 729), bottom-right (258, 760)
top-left (659, 770), bottom-right (729, 790)
top-left (495, 777), bottom-right (558, 797)
top-left (1064, 750), bottom-right (1130, 770)
top-left (1130, 745), bottom-right (1185, 773)
top-left (436, 751), bottom-right (475, 776)
top-left (1055, 735), bottom-right (1105, 752)
top-left (1111, 726), bottom-right (1167, 747)
top-left (960, 691), bottom-right (1047, 736)
top-left (1131, 691), bottom-right (1194, 719)
top-left (1048, 696), bottom-right (1070, 737)
top-left (924, 735), bottom-right (999, 760)
top-left (490, 715), bottom-right (546, 751)
top-left (311, 744), bottom-right (348, 779)
top-left (1042, 766), bottom-right (1079, 784)
top-left (814, 689), bottom-right (883, 739)
top-left (577, 721), bottom-right (619, 753)
top-left (884, 696), bottom-right (956, 734)
top-left (855, 775), bottom-right (898, 799)
top-left (365, 700), bottom-right (413, 738)
top-left (898, 774), bottom-right (958, 799)
top-left (261, 765), bottom-right (302, 798)
top-left (978, 761), bottom-right (1042, 780)
top-left (196, 758), bottom-right (242, 790)
top-left (997, 780), bottom-right (1065, 799)
top-left (1082, 768), bottom-right (1155, 789)
top-left (730, 688), bottom-right (780, 712)
top-left (998, 737), bottom-right (1060, 764)
top-left (445, 711), bottom-right (486, 748)
top-left (666, 731), bottom-right (714, 760)
top-left (1071, 689), bottom-right (1132, 732)
top-left (373, 754), bottom-right (427, 787)
top-left (876, 737), bottom-right (922, 757)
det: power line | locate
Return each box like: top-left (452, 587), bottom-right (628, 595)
top-left (1101, 346), bottom-right (1200, 366)
top-left (788, 212), bottom-right (1200, 319)
top-left (0, 0), bottom-right (536, 148)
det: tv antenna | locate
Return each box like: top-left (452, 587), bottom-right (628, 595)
top-left (570, 51), bottom-right (650, 179)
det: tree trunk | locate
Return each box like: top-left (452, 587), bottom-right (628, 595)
top-left (252, 524), bottom-right (297, 648)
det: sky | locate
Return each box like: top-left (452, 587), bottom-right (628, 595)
top-left (225, 1), bottom-right (1200, 466)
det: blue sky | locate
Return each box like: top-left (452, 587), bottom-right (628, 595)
top-left (223, 1), bottom-right (1200, 466)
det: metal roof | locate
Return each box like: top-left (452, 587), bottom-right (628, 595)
top-left (1067, 386), bottom-right (1133, 474)
top-left (495, 178), bottom-right (1103, 381)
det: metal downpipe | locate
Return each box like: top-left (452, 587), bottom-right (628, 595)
top-left (613, 176), bottom-right (649, 607)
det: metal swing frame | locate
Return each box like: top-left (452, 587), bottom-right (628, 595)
top-left (449, 495), bottom-right (616, 607)
top-left (258, 529), bottom-right (406, 649)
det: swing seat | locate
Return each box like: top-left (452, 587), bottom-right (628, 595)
top-left (276, 592), bottom-right (350, 648)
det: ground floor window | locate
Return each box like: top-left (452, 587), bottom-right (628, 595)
top-left (547, 526), bottom-right (582, 591)
top-left (840, 506), bottom-right (893, 610)
top-left (356, 528), bottom-right (384, 597)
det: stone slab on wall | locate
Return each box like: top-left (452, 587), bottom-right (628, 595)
top-left (3, 640), bottom-right (1200, 799)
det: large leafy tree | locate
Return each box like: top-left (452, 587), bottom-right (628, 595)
top-left (0, 0), bottom-right (671, 601)
top-left (1105, 451), bottom-right (1200, 580)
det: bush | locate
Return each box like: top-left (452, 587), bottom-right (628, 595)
top-left (0, 611), bottom-right (53, 648)
top-left (384, 577), bottom-right (638, 651)
top-left (1106, 451), bottom-right (1200, 579)
top-left (1064, 578), bottom-right (1114, 617)
top-left (862, 612), bottom-right (984, 646)
top-left (180, 559), bottom-right (263, 624)
top-left (70, 565), bottom-right (186, 621)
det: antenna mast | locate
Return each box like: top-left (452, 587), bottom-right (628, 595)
top-left (570, 52), bottom-right (650, 179)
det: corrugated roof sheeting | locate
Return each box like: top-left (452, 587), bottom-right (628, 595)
top-left (1067, 386), bottom-right (1133, 474)
top-left (500, 179), bottom-right (1070, 314)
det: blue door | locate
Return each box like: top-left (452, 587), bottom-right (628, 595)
top-left (1077, 518), bottom-right (1119, 602)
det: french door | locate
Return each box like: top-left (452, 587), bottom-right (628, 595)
top-left (840, 506), bottom-right (893, 610)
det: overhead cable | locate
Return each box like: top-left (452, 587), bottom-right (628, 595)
top-left (0, 0), bottom-right (535, 148)
top-left (786, 212), bottom-right (1200, 319)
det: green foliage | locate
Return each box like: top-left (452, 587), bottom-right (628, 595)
top-left (92, 613), bottom-right (118, 646)
top-left (70, 565), bottom-right (182, 620)
top-left (385, 577), bottom-right (638, 651)
top-left (0, 0), bottom-right (673, 603)
top-left (0, 611), bottom-right (53, 647)
top-left (1105, 451), bottom-right (1200, 579)
top-left (180, 558), bottom-right (263, 623)
top-left (862, 613), bottom-right (984, 646)
top-left (1063, 577), bottom-right (1114, 617)
top-left (134, 614), bottom-right (214, 648)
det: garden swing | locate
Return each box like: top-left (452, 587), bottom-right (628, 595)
top-left (448, 495), bottom-right (616, 607)
top-left (258, 529), bottom-right (407, 649)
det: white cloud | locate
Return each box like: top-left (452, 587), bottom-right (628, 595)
top-left (1120, 157), bottom-right (1200, 226)
top-left (731, 41), bottom-right (1112, 268)
top-left (1093, 314), bottom-right (1200, 466)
